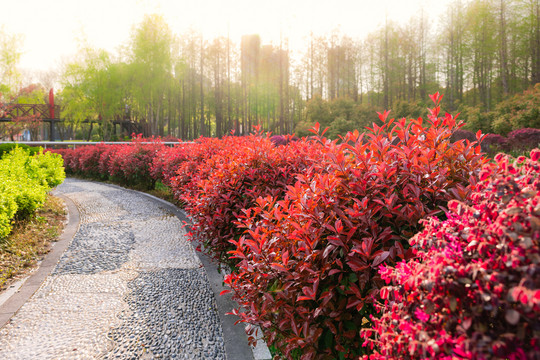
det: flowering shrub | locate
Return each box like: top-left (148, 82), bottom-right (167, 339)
top-left (362, 149), bottom-right (540, 359)
top-left (225, 94), bottom-right (487, 359)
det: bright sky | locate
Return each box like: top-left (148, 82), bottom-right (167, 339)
top-left (2, 0), bottom-right (456, 74)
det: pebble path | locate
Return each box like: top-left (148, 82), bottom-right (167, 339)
top-left (0, 178), bottom-right (234, 359)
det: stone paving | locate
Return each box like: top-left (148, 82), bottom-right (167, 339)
top-left (0, 179), bottom-right (228, 359)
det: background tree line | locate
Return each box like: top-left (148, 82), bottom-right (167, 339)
top-left (1, 0), bottom-right (539, 140)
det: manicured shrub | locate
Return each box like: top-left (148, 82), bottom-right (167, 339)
top-left (507, 128), bottom-right (540, 153)
top-left (149, 144), bottom-right (191, 186)
top-left (98, 145), bottom-right (120, 177)
top-left (224, 94), bottom-right (487, 359)
top-left (0, 180), bottom-right (18, 238)
top-left (107, 139), bottom-right (163, 189)
top-left (77, 144), bottom-right (110, 178)
top-left (363, 149), bottom-right (540, 359)
top-left (0, 147), bottom-right (65, 238)
top-left (3, 148), bottom-right (47, 218)
top-left (47, 148), bottom-right (76, 174)
top-left (450, 129), bottom-right (476, 143)
top-left (168, 137), bottom-right (226, 201)
top-left (0, 143), bottom-right (40, 157)
top-left (56, 146), bottom-right (86, 175)
top-left (481, 133), bottom-right (510, 155)
top-left (30, 150), bottom-right (65, 188)
top-left (179, 134), bottom-right (325, 267)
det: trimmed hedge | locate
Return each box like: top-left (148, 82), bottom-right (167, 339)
top-left (0, 147), bottom-right (65, 238)
top-left (51, 137), bottom-right (166, 190)
top-left (178, 133), bottom-right (325, 267)
top-left (0, 143), bottom-right (40, 157)
top-left (49, 93), bottom-right (538, 359)
top-left (224, 94), bottom-right (487, 359)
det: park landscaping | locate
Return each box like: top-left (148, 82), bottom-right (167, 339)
top-left (0, 145), bottom-right (66, 290)
top-left (48, 94), bottom-right (539, 359)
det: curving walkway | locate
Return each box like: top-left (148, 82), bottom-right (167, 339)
top-left (0, 178), bottom-right (263, 359)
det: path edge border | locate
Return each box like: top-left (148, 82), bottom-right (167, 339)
top-left (0, 191), bottom-right (80, 329)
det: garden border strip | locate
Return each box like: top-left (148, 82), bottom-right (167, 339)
top-left (0, 192), bottom-right (80, 328)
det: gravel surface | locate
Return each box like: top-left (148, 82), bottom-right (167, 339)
top-left (0, 178), bottom-right (227, 359)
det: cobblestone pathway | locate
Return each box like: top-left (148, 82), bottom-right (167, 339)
top-left (0, 179), bottom-right (228, 359)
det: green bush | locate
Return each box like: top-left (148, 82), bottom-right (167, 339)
top-left (30, 150), bottom-right (66, 188)
top-left (0, 147), bottom-right (65, 239)
top-left (0, 143), bottom-right (41, 158)
top-left (0, 181), bottom-right (18, 238)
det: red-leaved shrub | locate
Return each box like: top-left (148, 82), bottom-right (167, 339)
top-left (224, 93), bottom-right (488, 359)
top-left (105, 136), bottom-right (164, 189)
top-left (507, 128), bottom-right (540, 152)
top-left (451, 129), bottom-right (476, 143)
top-left (168, 137), bottom-right (225, 202)
top-left (77, 144), bottom-right (110, 178)
top-left (482, 133), bottom-right (510, 155)
top-left (149, 144), bottom-right (190, 185)
top-left (362, 149), bottom-right (540, 359)
top-left (98, 144), bottom-right (120, 177)
top-left (179, 133), bottom-right (325, 266)
top-left (51, 137), bottom-right (166, 190)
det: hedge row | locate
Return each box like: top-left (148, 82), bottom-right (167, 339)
top-left (452, 127), bottom-right (540, 156)
top-left (50, 93), bottom-right (539, 359)
top-left (224, 95), bottom-right (487, 359)
top-left (0, 147), bottom-right (65, 239)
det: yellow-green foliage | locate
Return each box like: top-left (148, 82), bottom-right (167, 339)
top-left (0, 147), bottom-right (65, 239)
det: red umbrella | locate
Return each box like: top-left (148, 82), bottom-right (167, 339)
top-left (49, 88), bottom-right (54, 118)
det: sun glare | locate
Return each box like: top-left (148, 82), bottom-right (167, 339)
top-left (2, 0), bottom-right (450, 74)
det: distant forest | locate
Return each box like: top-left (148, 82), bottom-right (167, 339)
top-left (2, 0), bottom-right (540, 140)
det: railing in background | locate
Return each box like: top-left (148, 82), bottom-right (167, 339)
top-left (0, 141), bottom-right (193, 149)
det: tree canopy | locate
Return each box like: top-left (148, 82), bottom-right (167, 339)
top-left (1, 0), bottom-right (539, 140)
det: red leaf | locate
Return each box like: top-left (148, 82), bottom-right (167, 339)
top-left (429, 92), bottom-right (443, 105)
top-left (372, 251), bottom-right (390, 267)
top-left (377, 110), bottom-right (391, 122)
top-left (270, 263), bottom-right (288, 273)
top-left (309, 122), bottom-right (321, 135)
